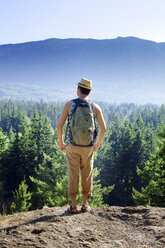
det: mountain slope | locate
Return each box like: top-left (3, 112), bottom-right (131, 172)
top-left (0, 37), bottom-right (165, 103)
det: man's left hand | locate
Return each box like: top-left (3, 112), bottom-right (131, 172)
top-left (93, 143), bottom-right (99, 152)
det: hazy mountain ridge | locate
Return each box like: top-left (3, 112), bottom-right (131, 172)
top-left (0, 82), bottom-right (71, 102)
top-left (0, 37), bottom-right (165, 103)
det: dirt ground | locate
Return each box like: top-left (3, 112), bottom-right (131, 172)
top-left (0, 206), bottom-right (165, 248)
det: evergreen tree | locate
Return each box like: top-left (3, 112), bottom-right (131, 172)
top-left (133, 123), bottom-right (165, 207)
top-left (8, 126), bottom-right (15, 144)
top-left (114, 117), bottom-right (134, 205)
top-left (0, 128), bottom-right (9, 158)
top-left (10, 178), bottom-right (32, 213)
top-left (30, 150), bottom-right (68, 209)
top-left (30, 111), bottom-right (54, 165)
top-left (95, 115), bottom-right (124, 205)
top-left (2, 113), bottom-right (37, 193)
top-left (0, 128), bottom-right (9, 212)
top-left (95, 114), bottom-right (154, 206)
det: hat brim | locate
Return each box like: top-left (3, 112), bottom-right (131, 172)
top-left (77, 83), bottom-right (93, 90)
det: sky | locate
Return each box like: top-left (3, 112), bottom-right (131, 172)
top-left (1, 0), bottom-right (165, 45)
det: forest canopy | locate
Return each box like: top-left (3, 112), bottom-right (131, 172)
top-left (0, 100), bottom-right (165, 214)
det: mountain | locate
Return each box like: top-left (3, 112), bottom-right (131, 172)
top-left (0, 206), bottom-right (165, 247)
top-left (0, 37), bottom-right (165, 104)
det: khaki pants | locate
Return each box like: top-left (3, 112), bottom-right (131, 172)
top-left (66, 143), bottom-right (94, 198)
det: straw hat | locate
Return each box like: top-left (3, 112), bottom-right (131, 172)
top-left (77, 78), bottom-right (93, 90)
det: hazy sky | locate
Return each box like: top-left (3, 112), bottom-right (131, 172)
top-left (1, 0), bottom-right (165, 45)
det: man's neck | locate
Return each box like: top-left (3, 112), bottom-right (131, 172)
top-left (78, 93), bottom-right (88, 101)
top-left (78, 96), bottom-right (88, 101)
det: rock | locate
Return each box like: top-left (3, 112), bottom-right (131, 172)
top-left (0, 206), bottom-right (164, 248)
top-left (31, 228), bottom-right (45, 234)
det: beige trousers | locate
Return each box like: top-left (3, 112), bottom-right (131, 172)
top-left (66, 143), bottom-right (94, 198)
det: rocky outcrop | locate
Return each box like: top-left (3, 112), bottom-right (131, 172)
top-left (0, 206), bottom-right (165, 248)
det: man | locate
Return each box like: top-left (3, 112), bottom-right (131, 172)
top-left (57, 78), bottom-right (106, 213)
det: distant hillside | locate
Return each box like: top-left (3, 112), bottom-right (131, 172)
top-left (0, 37), bottom-right (165, 104)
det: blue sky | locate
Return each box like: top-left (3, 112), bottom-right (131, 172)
top-left (1, 0), bottom-right (165, 45)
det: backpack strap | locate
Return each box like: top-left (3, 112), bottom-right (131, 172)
top-left (64, 115), bottom-right (69, 143)
top-left (87, 100), bottom-right (95, 114)
top-left (70, 98), bottom-right (91, 116)
top-left (64, 99), bottom-right (77, 143)
top-left (73, 99), bottom-right (96, 128)
top-left (87, 100), bottom-right (98, 142)
top-left (71, 98), bottom-right (79, 116)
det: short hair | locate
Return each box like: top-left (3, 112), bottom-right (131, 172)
top-left (78, 86), bottom-right (91, 95)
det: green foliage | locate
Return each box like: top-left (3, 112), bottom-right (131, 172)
top-left (0, 128), bottom-right (9, 158)
top-left (30, 152), bottom-right (114, 208)
top-left (0, 100), bottom-right (165, 212)
top-left (0, 128), bottom-right (9, 212)
top-left (2, 118), bottom-right (36, 192)
top-left (2, 110), bottom-right (55, 194)
top-left (95, 114), bottom-right (156, 206)
top-left (75, 168), bottom-right (114, 207)
top-left (86, 168), bottom-right (115, 207)
top-left (132, 123), bottom-right (165, 207)
top-left (10, 179), bottom-right (32, 213)
top-left (30, 149), bottom-right (68, 209)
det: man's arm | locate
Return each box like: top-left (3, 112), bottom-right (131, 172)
top-left (57, 101), bottom-right (72, 151)
top-left (93, 104), bottom-right (106, 151)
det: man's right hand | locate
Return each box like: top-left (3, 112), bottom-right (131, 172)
top-left (59, 143), bottom-right (67, 152)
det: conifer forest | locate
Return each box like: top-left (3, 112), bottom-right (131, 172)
top-left (0, 100), bottom-right (165, 214)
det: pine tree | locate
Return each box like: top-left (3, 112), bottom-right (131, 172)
top-left (2, 113), bottom-right (37, 193)
top-left (0, 128), bottom-right (9, 212)
top-left (10, 179), bottom-right (32, 213)
top-left (95, 114), bottom-right (153, 206)
top-left (30, 111), bottom-right (54, 165)
top-left (30, 150), bottom-right (68, 209)
top-left (115, 117), bottom-right (134, 205)
top-left (95, 115), bottom-right (124, 205)
top-left (0, 128), bottom-right (9, 158)
top-left (132, 123), bottom-right (165, 207)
